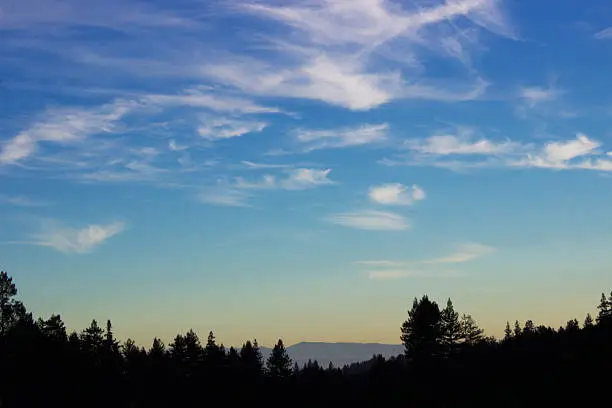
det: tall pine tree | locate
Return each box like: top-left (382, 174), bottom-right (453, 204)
top-left (400, 295), bottom-right (442, 362)
top-left (440, 298), bottom-right (462, 356)
top-left (266, 339), bottom-right (292, 379)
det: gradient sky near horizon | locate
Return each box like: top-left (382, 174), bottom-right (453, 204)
top-left (1, 0), bottom-right (612, 348)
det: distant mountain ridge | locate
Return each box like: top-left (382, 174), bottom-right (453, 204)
top-left (259, 342), bottom-right (404, 368)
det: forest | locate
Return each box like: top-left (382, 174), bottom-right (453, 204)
top-left (1, 269), bottom-right (611, 407)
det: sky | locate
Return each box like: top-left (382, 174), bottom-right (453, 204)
top-left (1, 0), bottom-right (612, 348)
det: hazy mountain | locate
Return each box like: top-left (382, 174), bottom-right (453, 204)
top-left (260, 342), bottom-right (404, 368)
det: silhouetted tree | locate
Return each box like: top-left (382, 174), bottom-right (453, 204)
top-left (0, 271), bottom-right (26, 337)
top-left (240, 339), bottom-right (263, 377)
top-left (183, 329), bottom-right (202, 374)
top-left (460, 314), bottom-right (483, 345)
top-left (204, 330), bottom-right (224, 365)
top-left (513, 320), bottom-right (521, 337)
top-left (440, 298), bottom-right (461, 356)
top-left (169, 334), bottom-right (187, 362)
top-left (68, 331), bottom-right (80, 350)
top-left (565, 318), bottom-right (579, 333)
top-left (266, 339), bottom-right (292, 379)
top-left (523, 320), bottom-right (535, 335)
top-left (504, 321), bottom-right (512, 341)
top-left (596, 292), bottom-right (611, 324)
top-left (149, 337), bottom-right (166, 359)
top-left (81, 319), bottom-right (104, 354)
top-left (123, 338), bottom-right (140, 358)
top-left (227, 346), bottom-right (239, 369)
top-left (584, 313), bottom-right (594, 328)
top-left (37, 314), bottom-right (67, 343)
top-left (4, 268), bottom-right (612, 408)
top-left (104, 320), bottom-right (120, 353)
top-left (400, 295), bottom-right (441, 362)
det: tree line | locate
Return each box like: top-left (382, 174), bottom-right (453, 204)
top-left (1, 270), bottom-right (611, 407)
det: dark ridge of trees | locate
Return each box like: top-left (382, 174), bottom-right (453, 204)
top-left (1, 269), bottom-right (612, 407)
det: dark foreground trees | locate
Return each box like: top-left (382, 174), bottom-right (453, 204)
top-left (1, 269), bottom-right (612, 408)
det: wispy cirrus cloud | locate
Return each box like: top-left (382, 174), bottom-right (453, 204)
top-left (295, 123), bottom-right (388, 152)
top-left (10, 220), bottom-right (126, 253)
top-left (594, 27), bottom-right (612, 40)
top-left (382, 129), bottom-right (612, 173)
top-left (0, 99), bottom-right (137, 165)
top-left (519, 85), bottom-right (562, 108)
top-left (198, 118), bottom-right (268, 141)
top-left (142, 88), bottom-right (282, 115)
top-left (199, 0), bottom-right (515, 110)
top-left (198, 186), bottom-right (251, 207)
top-left (404, 127), bottom-right (520, 156)
top-left (422, 243), bottom-right (496, 264)
top-left (326, 210), bottom-right (409, 231)
top-left (0, 86), bottom-right (286, 187)
top-left (198, 168), bottom-right (335, 207)
top-left (368, 183), bottom-right (425, 206)
top-left (360, 242), bottom-right (495, 279)
top-left (511, 133), bottom-right (609, 170)
top-left (235, 168), bottom-right (335, 190)
top-left (0, 194), bottom-right (51, 207)
top-left (240, 161), bottom-right (293, 170)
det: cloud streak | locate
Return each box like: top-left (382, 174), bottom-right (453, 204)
top-left (235, 168), bottom-right (335, 191)
top-left (0, 99), bottom-right (137, 165)
top-left (295, 123), bottom-right (388, 152)
top-left (199, 0), bottom-right (514, 110)
top-left (24, 221), bottom-right (126, 253)
top-left (0, 194), bottom-right (51, 207)
top-left (368, 183), bottom-right (425, 206)
top-left (594, 27), bottom-right (612, 40)
top-left (326, 210), bottom-right (409, 231)
top-left (198, 118), bottom-right (268, 141)
top-left (383, 130), bottom-right (612, 173)
top-left (360, 242), bottom-right (495, 279)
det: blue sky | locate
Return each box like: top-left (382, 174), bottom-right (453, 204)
top-left (1, 0), bottom-right (612, 347)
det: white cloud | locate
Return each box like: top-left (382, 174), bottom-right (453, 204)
top-left (234, 174), bottom-right (278, 190)
top-left (234, 168), bottom-right (335, 190)
top-left (368, 183), bottom-right (425, 206)
top-left (358, 242), bottom-right (495, 267)
top-left (31, 221), bottom-right (125, 253)
top-left (386, 129), bottom-right (612, 173)
top-left (198, 187), bottom-right (250, 207)
top-left (295, 123), bottom-right (388, 152)
top-left (594, 27), bottom-right (612, 40)
top-left (514, 133), bottom-right (603, 169)
top-left (422, 242), bottom-right (496, 264)
top-left (359, 242), bottom-right (495, 278)
top-left (519, 86), bottom-right (561, 107)
top-left (198, 118), bottom-right (267, 141)
top-left (0, 194), bottom-right (50, 207)
top-left (281, 168), bottom-right (335, 190)
top-left (241, 161), bottom-right (292, 170)
top-left (142, 89), bottom-right (281, 115)
top-left (405, 130), bottom-right (519, 155)
top-left (200, 0), bottom-right (514, 110)
top-left (0, 99), bottom-right (136, 164)
top-left (541, 133), bottom-right (600, 162)
top-left (168, 139), bottom-right (188, 151)
top-left (327, 210), bottom-right (409, 231)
